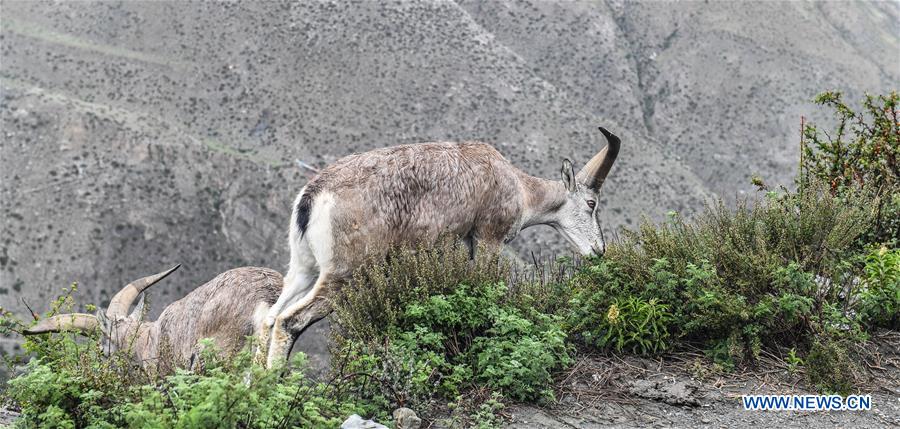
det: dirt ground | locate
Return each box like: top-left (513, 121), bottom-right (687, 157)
top-left (503, 334), bottom-right (900, 428)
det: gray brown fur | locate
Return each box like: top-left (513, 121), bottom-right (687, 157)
top-left (264, 130), bottom-right (620, 367)
top-left (148, 267), bottom-right (282, 367)
top-left (28, 267), bottom-right (282, 371)
top-left (313, 142), bottom-right (553, 276)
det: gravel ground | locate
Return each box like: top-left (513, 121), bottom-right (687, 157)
top-left (504, 349), bottom-right (900, 429)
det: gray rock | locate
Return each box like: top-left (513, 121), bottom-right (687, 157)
top-left (341, 414), bottom-right (388, 429)
top-left (0, 407), bottom-right (20, 427)
top-left (393, 407), bottom-right (422, 429)
top-left (628, 379), bottom-right (701, 406)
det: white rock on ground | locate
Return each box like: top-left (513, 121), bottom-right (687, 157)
top-left (341, 414), bottom-right (388, 429)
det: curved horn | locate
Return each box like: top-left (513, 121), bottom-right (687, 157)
top-left (576, 127), bottom-right (621, 191)
top-left (23, 313), bottom-right (98, 335)
top-left (107, 264), bottom-right (180, 318)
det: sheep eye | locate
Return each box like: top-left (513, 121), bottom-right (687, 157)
top-left (586, 200), bottom-right (596, 210)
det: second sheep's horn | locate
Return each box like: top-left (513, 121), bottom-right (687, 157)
top-left (106, 265), bottom-right (181, 318)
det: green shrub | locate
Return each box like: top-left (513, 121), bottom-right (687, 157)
top-left (470, 305), bottom-right (570, 400)
top-left (610, 182), bottom-right (873, 294)
top-left (333, 238), bottom-right (509, 343)
top-left (703, 334), bottom-right (743, 371)
top-left (123, 346), bottom-right (378, 428)
top-left (434, 391), bottom-right (506, 429)
top-left (5, 337), bottom-right (379, 429)
top-left (333, 243), bottom-right (572, 413)
top-left (337, 282), bottom-right (571, 406)
top-left (800, 91), bottom-right (899, 246)
top-left (805, 337), bottom-right (861, 395)
top-left (2, 285), bottom-right (149, 428)
top-left (6, 337), bottom-right (137, 428)
top-left (565, 179), bottom-right (879, 371)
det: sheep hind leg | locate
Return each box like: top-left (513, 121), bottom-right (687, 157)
top-left (256, 236), bottom-right (318, 365)
top-left (283, 294), bottom-right (333, 360)
top-left (256, 274), bottom-right (317, 365)
top-left (266, 275), bottom-right (334, 368)
top-left (267, 233), bottom-right (318, 328)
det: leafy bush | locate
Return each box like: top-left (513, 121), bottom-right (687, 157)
top-left (800, 91), bottom-right (898, 246)
top-left (5, 335), bottom-right (379, 428)
top-left (7, 336), bottom-right (141, 428)
top-left (805, 337), bottom-right (861, 395)
top-left (469, 301), bottom-right (570, 400)
top-left (1, 285), bottom-right (150, 428)
top-left (560, 89), bottom-right (900, 381)
top-left (333, 238), bottom-right (509, 343)
top-left (123, 346), bottom-right (378, 428)
top-left (565, 180), bottom-right (876, 367)
top-left (333, 242), bottom-right (572, 418)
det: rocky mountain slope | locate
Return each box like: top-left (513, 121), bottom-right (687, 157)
top-left (1, 1), bottom-right (897, 360)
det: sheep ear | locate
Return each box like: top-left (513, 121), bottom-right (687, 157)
top-left (560, 158), bottom-right (577, 192)
top-left (129, 293), bottom-right (146, 321)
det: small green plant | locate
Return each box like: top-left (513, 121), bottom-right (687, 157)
top-left (574, 296), bottom-right (673, 355)
top-left (857, 246), bottom-right (900, 329)
top-left (703, 335), bottom-right (741, 372)
top-left (470, 392), bottom-right (505, 429)
top-left (786, 348), bottom-right (804, 374)
top-left (444, 391), bottom-right (505, 429)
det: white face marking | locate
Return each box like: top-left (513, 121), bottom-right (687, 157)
top-left (554, 184), bottom-right (604, 256)
top-left (554, 159), bottom-right (605, 256)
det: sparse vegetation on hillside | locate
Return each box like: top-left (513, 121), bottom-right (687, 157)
top-left (2, 92), bottom-right (897, 427)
